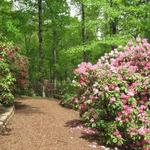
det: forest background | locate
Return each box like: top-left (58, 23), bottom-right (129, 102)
top-left (0, 0), bottom-right (149, 97)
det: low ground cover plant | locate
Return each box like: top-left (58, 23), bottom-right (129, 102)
top-left (71, 38), bottom-right (150, 149)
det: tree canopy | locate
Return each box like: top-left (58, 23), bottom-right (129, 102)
top-left (0, 0), bottom-right (150, 96)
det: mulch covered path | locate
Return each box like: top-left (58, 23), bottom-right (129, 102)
top-left (0, 97), bottom-right (102, 150)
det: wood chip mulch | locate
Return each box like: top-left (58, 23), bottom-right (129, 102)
top-left (0, 97), bottom-right (104, 150)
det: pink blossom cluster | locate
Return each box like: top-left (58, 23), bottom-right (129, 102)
top-left (74, 62), bottom-right (97, 75)
top-left (109, 38), bottom-right (150, 77)
top-left (72, 37), bottom-right (150, 149)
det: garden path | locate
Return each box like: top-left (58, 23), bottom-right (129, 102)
top-left (0, 97), bottom-right (102, 150)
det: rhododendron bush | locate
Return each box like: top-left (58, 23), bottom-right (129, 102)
top-left (72, 38), bottom-right (150, 149)
top-left (0, 42), bottom-right (28, 106)
top-left (0, 53), bottom-right (15, 106)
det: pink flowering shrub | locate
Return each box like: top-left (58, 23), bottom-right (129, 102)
top-left (0, 42), bottom-right (29, 106)
top-left (72, 37), bottom-right (150, 149)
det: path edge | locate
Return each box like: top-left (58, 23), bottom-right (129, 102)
top-left (0, 106), bottom-right (15, 133)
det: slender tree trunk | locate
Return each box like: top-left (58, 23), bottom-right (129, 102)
top-left (49, 59), bottom-right (52, 80)
top-left (109, 0), bottom-right (117, 50)
top-left (38, 0), bottom-right (45, 98)
top-left (81, 3), bottom-right (88, 62)
top-left (51, 22), bottom-right (57, 94)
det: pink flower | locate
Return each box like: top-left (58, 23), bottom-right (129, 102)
top-left (89, 96), bottom-right (95, 101)
top-left (123, 105), bottom-right (133, 115)
top-left (91, 64), bottom-right (98, 70)
top-left (109, 97), bottom-right (116, 104)
top-left (140, 105), bottom-right (147, 110)
top-left (115, 87), bottom-right (120, 92)
top-left (138, 105), bottom-right (147, 113)
top-left (79, 103), bottom-right (87, 111)
top-left (145, 62), bottom-right (150, 70)
top-left (113, 130), bottom-right (122, 138)
top-left (131, 82), bottom-right (140, 88)
top-left (109, 84), bottom-right (116, 90)
top-left (74, 62), bottom-right (92, 75)
top-left (81, 96), bottom-right (86, 100)
top-left (127, 89), bottom-right (135, 96)
top-left (93, 88), bottom-right (99, 95)
top-left (121, 93), bottom-right (130, 100)
top-left (128, 127), bottom-right (138, 136)
top-left (74, 67), bottom-right (87, 75)
top-left (74, 98), bottom-right (79, 103)
top-left (115, 117), bottom-right (122, 122)
top-left (104, 86), bottom-right (109, 91)
top-left (80, 77), bottom-right (87, 85)
top-left (138, 127), bottom-right (149, 136)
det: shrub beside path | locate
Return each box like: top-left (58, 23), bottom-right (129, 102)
top-left (0, 97), bottom-right (102, 150)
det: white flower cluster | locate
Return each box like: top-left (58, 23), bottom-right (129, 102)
top-left (97, 48), bottom-right (121, 66)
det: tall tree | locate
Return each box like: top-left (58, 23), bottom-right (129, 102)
top-left (0, 0), bottom-right (149, 97)
top-left (44, 0), bottom-right (70, 90)
top-left (38, 0), bottom-right (45, 97)
top-left (81, 2), bottom-right (88, 62)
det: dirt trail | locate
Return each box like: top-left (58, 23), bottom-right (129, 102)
top-left (0, 97), bottom-right (102, 150)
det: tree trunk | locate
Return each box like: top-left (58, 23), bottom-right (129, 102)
top-left (81, 3), bottom-right (88, 62)
top-left (51, 22), bottom-right (57, 94)
top-left (110, 0), bottom-right (117, 50)
top-left (38, 0), bottom-right (45, 98)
